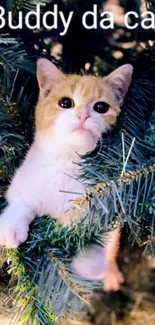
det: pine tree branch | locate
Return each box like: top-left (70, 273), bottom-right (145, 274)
top-left (0, 36), bottom-right (155, 324)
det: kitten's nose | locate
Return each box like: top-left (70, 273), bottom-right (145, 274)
top-left (76, 113), bottom-right (88, 124)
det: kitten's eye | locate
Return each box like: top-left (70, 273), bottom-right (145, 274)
top-left (58, 97), bottom-right (74, 109)
top-left (94, 101), bottom-right (110, 114)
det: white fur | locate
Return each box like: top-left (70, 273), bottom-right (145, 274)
top-left (0, 108), bottom-right (110, 248)
top-left (46, 107), bottom-right (110, 153)
top-left (1, 108), bottom-right (124, 290)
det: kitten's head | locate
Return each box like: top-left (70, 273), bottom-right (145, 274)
top-left (36, 59), bottom-right (133, 154)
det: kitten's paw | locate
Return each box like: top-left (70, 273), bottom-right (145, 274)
top-left (0, 217), bottom-right (29, 248)
top-left (72, 246), bottom-right (124, 292)
top-left (102, 262), bottom-right (124, 292)
top-left (72, 245), bottom-right (107, 280)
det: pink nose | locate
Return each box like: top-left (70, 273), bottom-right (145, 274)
top-left (76, 114), bottom-right (88, 124)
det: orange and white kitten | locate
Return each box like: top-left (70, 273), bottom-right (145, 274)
top-left (0, 59), bottom-right (133, 291)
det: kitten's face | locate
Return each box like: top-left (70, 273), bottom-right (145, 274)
top-left (36, 60), bottom-right (133, 154)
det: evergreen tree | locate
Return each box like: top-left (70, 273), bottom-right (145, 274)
top-left (0, 0), bottom-right (154, 324)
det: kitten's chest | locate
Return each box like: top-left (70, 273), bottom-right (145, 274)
top-left (8, 147), bottom-right (86, 220)
top-left (34, 158), bottom-right (85, 217)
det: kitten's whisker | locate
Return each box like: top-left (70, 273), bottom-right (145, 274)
top-left (121, 137), bottom-right (135, 176)
top-left (64, 172), bottom-right (84, 185)
top-left (59, 190), bottom-right (83, 195)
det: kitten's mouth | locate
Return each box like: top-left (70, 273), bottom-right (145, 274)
top-left (73, 125), bottom-right (88, 133)
top-left (72, 125), bottom-right (95, 138)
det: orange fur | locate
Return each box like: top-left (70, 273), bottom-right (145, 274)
top-left (35, 74), bottom-right (120, 133)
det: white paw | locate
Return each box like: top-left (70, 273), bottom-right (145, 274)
top-left (0, 216), bottom-right (29, 248)
top-left (102, 262), bottom-right (124, 291)
top-left (72, 245), bottom-right (107, 280)
top-left (72, 246), bottom-right (124, 292)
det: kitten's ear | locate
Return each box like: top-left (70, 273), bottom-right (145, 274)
top-left (37, 58), bottom-right (64, 96)
top-left (106, 64), bottom-right (133, 106)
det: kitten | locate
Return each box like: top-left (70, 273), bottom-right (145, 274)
top-left (0, 59), bottom-right (133, 291)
